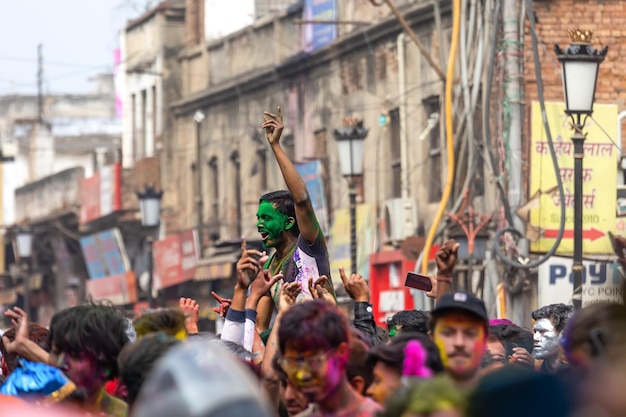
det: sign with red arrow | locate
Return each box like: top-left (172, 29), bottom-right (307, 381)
top-left (543, 227), bottom-right (606, 242)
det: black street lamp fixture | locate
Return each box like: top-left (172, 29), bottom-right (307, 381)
top-left (555, 29), bottom-right (607, 309)
top-left (137, 185), bottom-right (163, 308)
top-left (333, 118), bottom-right (368, 275)
top-left (13, 226), bottom-right (33, 317)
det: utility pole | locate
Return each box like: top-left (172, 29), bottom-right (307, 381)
top-left (37, 44), bottom-right (44, 123)
top-left (503, 0), bottom-right (528, 325)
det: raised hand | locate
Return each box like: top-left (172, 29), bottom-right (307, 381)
top-left (211, 291), bottom-right (232, 318)
top-left (249, 270), bottom-right (284, 301)
top-left (179, 297), bottom-right (200, 334)
top-left (278, 282), bottom-right (301, 313)
top-left (236, 236), bottom-right (266, 289)
top-left (308, 276), bottom-right (336, 305)
top-left (262, 106), bottom-right (284, 145)
top-left (3, 307), bottom-right (30, 355)
top-left (339, 267), bottom-right (369, 303)
top-left (436, 239), bottom-right (460, 277)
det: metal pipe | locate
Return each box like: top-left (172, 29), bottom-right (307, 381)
top-left (292, 19), bottom-right (370, 26)
top-left (617, 110), bottom-right (626, 153)
top-left (397, 33), bottom-right (410, 199)
top-left (22, 263), bottom-right (30, 318)
top-left (349, 179), bottom-right (358, 274)
top-left (195, 119), bottom-right (204, 255)
top-left (572, 126), bottom-right (585, 309)
top-left (372, 0), bottom-right (446, 81)
top-left (147, 236), bottom-right (154, 308)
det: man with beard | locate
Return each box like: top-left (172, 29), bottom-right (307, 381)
top-left (253, 107), bottom-right (335, 331)
top-left (3, 304), bottom-right (129, 416)
top-left (428, 291), bottom-right (489, 389)
top-left (531, 303), bottom-right (574, 373)
top-left (277, 300), bottom-right (381, 416)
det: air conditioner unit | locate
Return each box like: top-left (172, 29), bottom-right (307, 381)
top-left (383, 198), bottom-right (418, 243)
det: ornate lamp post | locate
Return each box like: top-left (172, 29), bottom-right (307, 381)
top-left (333, 118), bottom-right (368, 274)
top-left (137, 185), bottom-right (163, 308)
top-left (555, 29), bottom-right (607, 309)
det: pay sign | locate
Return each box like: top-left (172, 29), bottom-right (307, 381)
top-left (538, 256), bottom-right (623, 307)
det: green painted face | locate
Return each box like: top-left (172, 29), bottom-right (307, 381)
top-left (256, 200), bottom-right (293, 248)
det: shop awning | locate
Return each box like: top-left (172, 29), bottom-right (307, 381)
top-left (194, 251), bottom-right (239, 281)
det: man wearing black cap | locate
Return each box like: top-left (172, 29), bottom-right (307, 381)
top-left (428, 291), bottom-right (489, 389)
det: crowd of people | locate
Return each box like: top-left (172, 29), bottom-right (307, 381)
top-left (0, 107), bottom-right (624, 417)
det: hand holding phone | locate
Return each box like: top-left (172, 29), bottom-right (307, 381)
top-left (405, 272), bottom-right (433, 292)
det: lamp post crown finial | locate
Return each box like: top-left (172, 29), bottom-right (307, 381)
top-left (569, 29), bottom-right (593, 44)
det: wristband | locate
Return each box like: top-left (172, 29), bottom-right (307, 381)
top-left (436, 276), bottom-right (452, 283)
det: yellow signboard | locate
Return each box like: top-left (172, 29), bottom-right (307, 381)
top-left (530, 102), bottom-right (618, 254)
top-left (329, 204), bottom-right (377, 287)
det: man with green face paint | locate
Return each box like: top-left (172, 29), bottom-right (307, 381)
top-left (254, 106), bottom-right (336, 332)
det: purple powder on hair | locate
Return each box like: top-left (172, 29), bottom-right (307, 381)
top-left (489, 318), bottom-right (515, 326)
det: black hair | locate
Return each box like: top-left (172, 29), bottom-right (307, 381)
top-left (1, 323), bottom-right (50, 374)
top-left (118, 332), bottom-right (181, 407)
top-left (531, 304), bottom-right (575, 334)
top-left (48, 303), bottom-right (129, 379)
top-left (260, 190), bottom-right (299, 237)
top-left (347, 327), bottom-right (373, 392)
top-left (278, 300), bottom-right (348, 353)
top-left (133, 308), bottom-right (187, 338)
top-left (387, 310), bottom-right (430, 335)
top-left (367, 332), bottom-right (444, 375)
top-left (490, 324), bottom-right (534, 357)
top-left (561, 302), bottom-right (626, 360)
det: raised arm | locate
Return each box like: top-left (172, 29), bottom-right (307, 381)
top-left (262, 106), bottom-right (320, 244)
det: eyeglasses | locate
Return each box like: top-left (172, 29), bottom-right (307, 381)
top-left (278, 350), bottom-right (333, 374)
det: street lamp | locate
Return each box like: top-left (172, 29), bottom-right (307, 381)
top-left (137, 185), bottom-right (163, 308)
top-left (555, 29), bottom-right (607, 309)
top-left (13, 227), bottom-right (33, 317)
top-left (333, 118), bottom-right (369, 274)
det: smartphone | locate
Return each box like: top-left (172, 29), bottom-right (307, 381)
top-left (405, 272), bottom-right (433, 292)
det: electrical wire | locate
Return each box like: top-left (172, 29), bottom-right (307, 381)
top-left (421, 0), bottom-right (461, 275)
top-left (492, 0), bottom-right (567, 270)
top-left (483, 0), bottom-right (514, 227)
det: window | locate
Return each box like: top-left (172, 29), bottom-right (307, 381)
top-left (152, 85), bottom-right (157, 146)
top-left (425, 97), bottom-right (442, 202)
top-left (282, 134), bottom-right (295, 162)
top-left (131, 94), bottom-right (137, 161)
top-left (389, 108), bottom-right (401, 198)
top-left (231, 151), bottom-right (242, 237)
top-left (256, 147), bottom-right (267, 192)
top-left (141, 89), bottom-right (147, 158)
top-left (208, 156), bottom-right (219, 219)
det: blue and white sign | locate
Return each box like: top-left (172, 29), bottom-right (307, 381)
top-left (304, 0), bottom-right (337, 52)
top-left (538, 256), bottom-right (623, 307)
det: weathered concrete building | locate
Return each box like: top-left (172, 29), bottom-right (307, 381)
top-left (120, 0), bottom-right (186, 231)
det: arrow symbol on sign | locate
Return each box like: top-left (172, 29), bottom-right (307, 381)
top-left (543, 227), bottom-right (606, 242)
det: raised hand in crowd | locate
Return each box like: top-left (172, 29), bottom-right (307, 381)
top-left (262, 106), bottom-right (284, 146)
top-left (210, 291), bottom-right (232, 318)
top-left (2, 307), bottom-right (49, 365)
top-left (179, 297), bottom-right (199, 334)
top-left (339, 267), bottom-right (370, 303)
top-left (510, 346), bottom-right (534, 368)
top-left (308, 275), bottom-right (336, 305)
top-left (247, 270), bottom-right (284, 310)
top-left (278, 281), bottom-right (302, 313)
top-left (236, 236), bottom-right (267, 289)
top-left (427, 239), bottom-right (460, 300)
